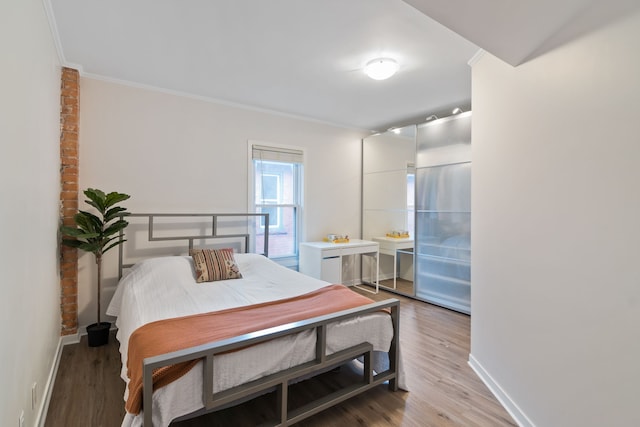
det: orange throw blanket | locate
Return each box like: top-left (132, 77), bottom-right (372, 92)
top-left (125, 284), bottom-right (378, 414)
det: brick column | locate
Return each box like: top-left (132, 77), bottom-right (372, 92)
top-left (59, 67), bottom-right (80, 336)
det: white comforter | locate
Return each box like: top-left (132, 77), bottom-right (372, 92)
top-left (107, 253), bottom-right (400, 427)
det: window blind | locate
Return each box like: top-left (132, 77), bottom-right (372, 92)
top-left (252, 145), bottom-right (303, 164)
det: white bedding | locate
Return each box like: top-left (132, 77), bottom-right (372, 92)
top-left (107, 253), bottom-right (402, 427)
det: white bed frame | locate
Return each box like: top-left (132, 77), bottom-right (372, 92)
top-left (117, 213), bottom-right (400, 426)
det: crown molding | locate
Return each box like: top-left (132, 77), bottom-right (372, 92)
top-left (468, 49), bottom-right (486, 67)
top-left (42, 0), bottom-right (64, 65)
top-left (80, 72), bottom-right (368, 133)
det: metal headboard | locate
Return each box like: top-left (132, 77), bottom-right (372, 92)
top-left (117, 213), bottom-right (269, 279)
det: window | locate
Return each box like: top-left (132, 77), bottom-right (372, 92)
top-left (259, 174), bottom-right (280, 228)
top-left (250, 143), bottom-right (303, 261)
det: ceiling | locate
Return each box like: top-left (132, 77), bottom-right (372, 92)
top-left (46, 0), bottom-right (637, 132)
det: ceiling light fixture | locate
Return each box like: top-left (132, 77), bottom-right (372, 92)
top-left (426, 114), bottom-right (439, 121)
top-left (452, 107), bottom-right (464, 114)
top-left (364, 58), bottom-right (399, 80)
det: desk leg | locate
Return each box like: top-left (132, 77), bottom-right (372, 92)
top-left (392, 250), bottom-right (398, 289)
top-left (376, 251), bottom-right (379, 293)
top-left (354, 252), bottom-right (379, 294)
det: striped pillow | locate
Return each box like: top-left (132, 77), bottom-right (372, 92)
top-left (190, 248), bottom-right (243, 283)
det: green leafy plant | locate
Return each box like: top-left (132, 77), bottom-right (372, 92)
top-left (60, 188), bottom-right (130, 325)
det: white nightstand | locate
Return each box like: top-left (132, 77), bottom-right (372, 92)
top-left (299, 239), bottom-right (379, 293)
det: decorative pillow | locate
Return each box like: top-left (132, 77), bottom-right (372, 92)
top-left (189, 248), bottom-right (243, 283)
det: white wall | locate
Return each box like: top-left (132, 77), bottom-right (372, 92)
top-left (0, 0), bottom-right (62, 426)
top-left (470, 11), bottom-right (640, 427)
top-left (78, 78), bottom-right (366, 328)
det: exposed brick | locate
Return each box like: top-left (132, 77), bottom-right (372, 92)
top-left (60, 141), bottom-right (77, 150)
top-left (61, 72), bottom-right (78, 84)
top-left (59, 67), bottom-right (80, 337)
top-left (62, 210), bottom-right (78, 220)
top-left (61, 286), bottom-right (77, 297)
top-left (62, 74), bottom-right (78, 83)
top-left (63, 156), bottom-right (78, 166)
top-left (60, 252), bottom-right (77, 261)
top-left (61, 309), bottom-right (77, 320)
top-left (62, 95), bottom-right (79, 106)
top-left (60, 254), bottom-right (77, 264)
top-left (61, 323), bottom-right (77, 333)
top-left (61, 245), bottom-right (76, 253)
top-left (61, 132), bottom-right (78, 144)
top-left (61, 191), bottom-right (78, 201)
top-left (61, 105), bottom-right (78, 116)
top-left (61, 121), bottom-right (78, 132)
top-left (61, 273), bottom-right (76, 282)
top-left (60, 279), bottom-right (76, 289)
top-left (61, 168), bottom-right (78, 177)
top-left (60, 249), bottom-right (76, 256)
top-left (61, 148), bottom-right (78, 159)
top-left (61, 87), bottom-right (78, 98)
top-left (60, 259), bottom-right (76, 268)
top-left (62, 182), bottom-right (79, 192)
top-left (60, 269), bottom-right (77, 279)
top-left (60, 261), bottom-right (76, 270)
top-left (61, 165), bottom-right (78, 176)
top-left (63, 299), bottom-right (77, 307)
top-left (61, 296), bottom-right (76, 305)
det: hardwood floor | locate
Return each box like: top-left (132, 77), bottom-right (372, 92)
top-left (45, 289), bottom-right (515, 427)
top-left (45, 331), bottom-right (125, 427)
top-left (377, 278), bottom-right (414, 296)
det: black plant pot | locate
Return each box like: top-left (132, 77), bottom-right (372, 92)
top-left (87, 322), bottom-right (111, 347)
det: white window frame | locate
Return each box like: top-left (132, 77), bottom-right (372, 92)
top-left (248, 140), bottom-right (305, 265)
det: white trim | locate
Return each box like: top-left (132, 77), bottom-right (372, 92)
top-left (41, 0), bottom-right (65, 65)
top-left (36, 333), bottom-right (79, 427)
top-left (468, 353), bottom-right (535, 427)
top-left (42, 0), bottom-right (85, 71)
top-left (467, 49), bottom-right (486, 67)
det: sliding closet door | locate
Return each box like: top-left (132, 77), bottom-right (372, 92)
top-left (415, 113), bottom-right (471, 313)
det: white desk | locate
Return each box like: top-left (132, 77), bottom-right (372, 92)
top-left (372, 237), bottom-right (414, 289)
top-left (299, 239), bottom-right (379, 293)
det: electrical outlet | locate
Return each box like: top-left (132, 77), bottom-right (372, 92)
top-left (31, 382), bottom-right (37, 410)
top-left (19, 410), bottom-right (24, 427)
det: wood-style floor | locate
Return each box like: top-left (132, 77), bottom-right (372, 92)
top-left (378, 278), bottom-right (414, 296)
top-left (45, 289), bottom-right (515, 427)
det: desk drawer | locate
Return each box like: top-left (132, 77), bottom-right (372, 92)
top-left (343, 244), bottom-right (378, 256)
top-left (321, 248), bottom-right (341, 258)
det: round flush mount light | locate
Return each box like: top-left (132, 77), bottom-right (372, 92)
top-left (364, 58), bottom-right (399, 80)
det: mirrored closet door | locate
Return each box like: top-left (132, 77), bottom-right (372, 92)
top-left (362, 125), bottom-right (416, 296)
top-left (362, 112), bottom-right (472, 314)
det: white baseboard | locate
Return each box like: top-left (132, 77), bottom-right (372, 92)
top-left (36, 333), bottom-right (79, 427)
top-left (468, 353), bottom-right (535, 427)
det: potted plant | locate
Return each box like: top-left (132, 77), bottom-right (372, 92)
top-left (60, 188), bottom-right (130, 347)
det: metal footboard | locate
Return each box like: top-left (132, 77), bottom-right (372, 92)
top-left (142, 298), bottom-right (400, 426)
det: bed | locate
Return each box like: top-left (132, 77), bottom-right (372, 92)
top-left (106, 213), bottom-right (403, 426)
